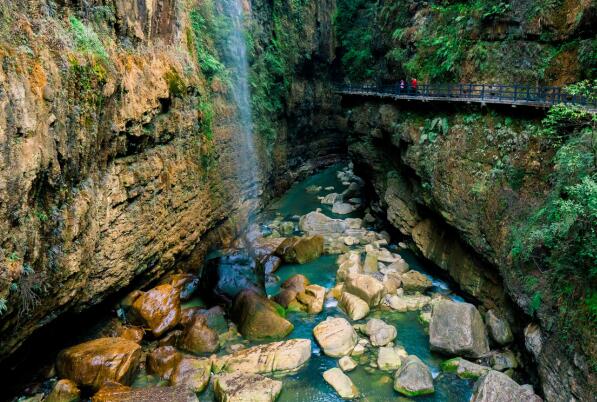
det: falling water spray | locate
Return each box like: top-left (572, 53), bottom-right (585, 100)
top-left (219, 0), bottom-right (262, 218)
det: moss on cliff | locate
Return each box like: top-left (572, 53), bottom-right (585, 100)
top-left (336, 0), bottom-right (595, 84)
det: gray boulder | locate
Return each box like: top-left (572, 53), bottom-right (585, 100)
top-left (393, 355), bottom-right (434, 397)
top-left (470, 370), bottom-right (542, 402)
top-left (486, 310), bottom-right (513, 345)
top-left (429, 300), bottom-right (489, 358)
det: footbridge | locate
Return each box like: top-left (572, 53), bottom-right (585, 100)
top-left (334, 83), bottom-right (597, 112)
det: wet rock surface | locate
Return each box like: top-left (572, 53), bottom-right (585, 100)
top-left (231, 289), bottom-right (293, 339)
top-left (56, 337), bottom-right (142, 390)
top-left (126, 284), bottom-right (181, 337)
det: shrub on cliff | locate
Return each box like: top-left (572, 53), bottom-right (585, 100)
top-left (511, 91), bottom-right (596, 353)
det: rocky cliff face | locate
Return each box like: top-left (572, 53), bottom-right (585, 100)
top-left (346, 101), bottom-right (595, 401)
top-left (0, 0), bottom-right (342, 362)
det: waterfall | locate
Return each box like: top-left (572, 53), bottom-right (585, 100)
top-left (219, 0), bottom-right (262, 213)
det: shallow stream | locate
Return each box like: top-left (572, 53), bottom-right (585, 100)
top-left (201, 163), bottom-right (476, 401)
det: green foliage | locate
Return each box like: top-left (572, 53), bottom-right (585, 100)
top-left (530, 292), bottom-right (543, 314)
top-left (8, 252), bottom-right (20, 262)
top-left (335, 0), bottom-right (376, 80)
top-left (512, 98), bottom-right (596, 328)
top-left (419, 117), bottom-right (449, 144)
top-left (189, 5), bottom-right (227, 82)
top-left (247, 0), bottom-right (308, 144)
top-left (69, 16), bottom-right (108, 59)
top-left (35, 210), bottom-right (48, 223)
top-left (198, 100), bottom-right (214, 141)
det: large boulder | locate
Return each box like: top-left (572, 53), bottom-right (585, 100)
top-left (393, 355), bottom-right (434, 397)
top-left (364, 318), bottom-right (397, 346)
top-left (56, 337), bottom-right (142, 390)
top-left (299, 211), bottom-right (347, 235)
top-left (429, 300), bottom-right (489, 358)
top-left (276, 235), bottom-right (324, 264)
top-left (146, 346), bottom-right (181, 380)
top-left (200, 252), bottom-right (265, 305)
top-left (45, 379), bottom-right (80, 402)
top-left (170, 356), bottom-right (212, 393)
top-left (213, 339), bottom-right (311, 375)
top-left (470, 370), bottom-right (543, 402)
top-left (231, 289), bottom-right (293, 340)
top-left (92, 383), bottom-right (198, 402)
top-left (339, 291), bottom-right (370, 320)
top-left (323, 368), bottom-right (359, 399)
top-left (178, 315), bottom-right (219, 354)
top-left (486, 310), bottom-right (513, 346)
top-left (400, 270), bottom-right (432, 293)
top-left (125, 284), bottom-right (181, 337)
top-left (214, 372), bottom-right (282, 402)
top-left (313, 317), bottom-right (358, 357)
top-left (344, 274), bottom-right (385, 306)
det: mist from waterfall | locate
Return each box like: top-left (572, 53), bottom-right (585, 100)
top-left (219, 0), bottom-right (262, 210)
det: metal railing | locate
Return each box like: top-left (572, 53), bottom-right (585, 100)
top-left (334, 83), bottom-right (597, 110)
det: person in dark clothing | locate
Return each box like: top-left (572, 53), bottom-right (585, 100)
top-left (399, 79), bottom-right (406, 93)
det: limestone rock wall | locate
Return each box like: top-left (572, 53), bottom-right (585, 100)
top-left (0, 0), bottom-right (343, 362)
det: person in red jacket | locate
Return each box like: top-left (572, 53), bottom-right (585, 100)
top-left (411, 78), bottom-right (418, 94)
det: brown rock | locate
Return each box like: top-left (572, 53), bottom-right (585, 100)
top-left (272, 288), bottom-right (299, 308)
top-left (118, 327), bottom-right (144, 343)
top-left (178, 315), bottom-right (219, 354)
top-left (129, 284), bottom-right (181, 337)
top-left (158, 330), bottom-right (183, 347)
top-left (276, 236), bottom-right (324, 264)
top-left (56, 337), bottom-right (142, 390)
top-left (273, 274), bottom-right (311, 307)
top-left (401, 270), bottom-right (432, 293)
top-left (45, 379), bottom-right (80, 402)
top-left (146, 346), bottom-right (181, 380)
top-left (92, 382), bottom-right (198, 402)
top-left (231, 290), bottom-right (293, 340)
top-left (282, 274), bottom-right (310, 291)
top-left (180, 307), bottom-right (201, 326)
top-left (296, 284), bottom-right (326, 314)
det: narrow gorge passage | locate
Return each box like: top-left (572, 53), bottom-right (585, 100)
top-left (10, 164), bottom-right (535, 401)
